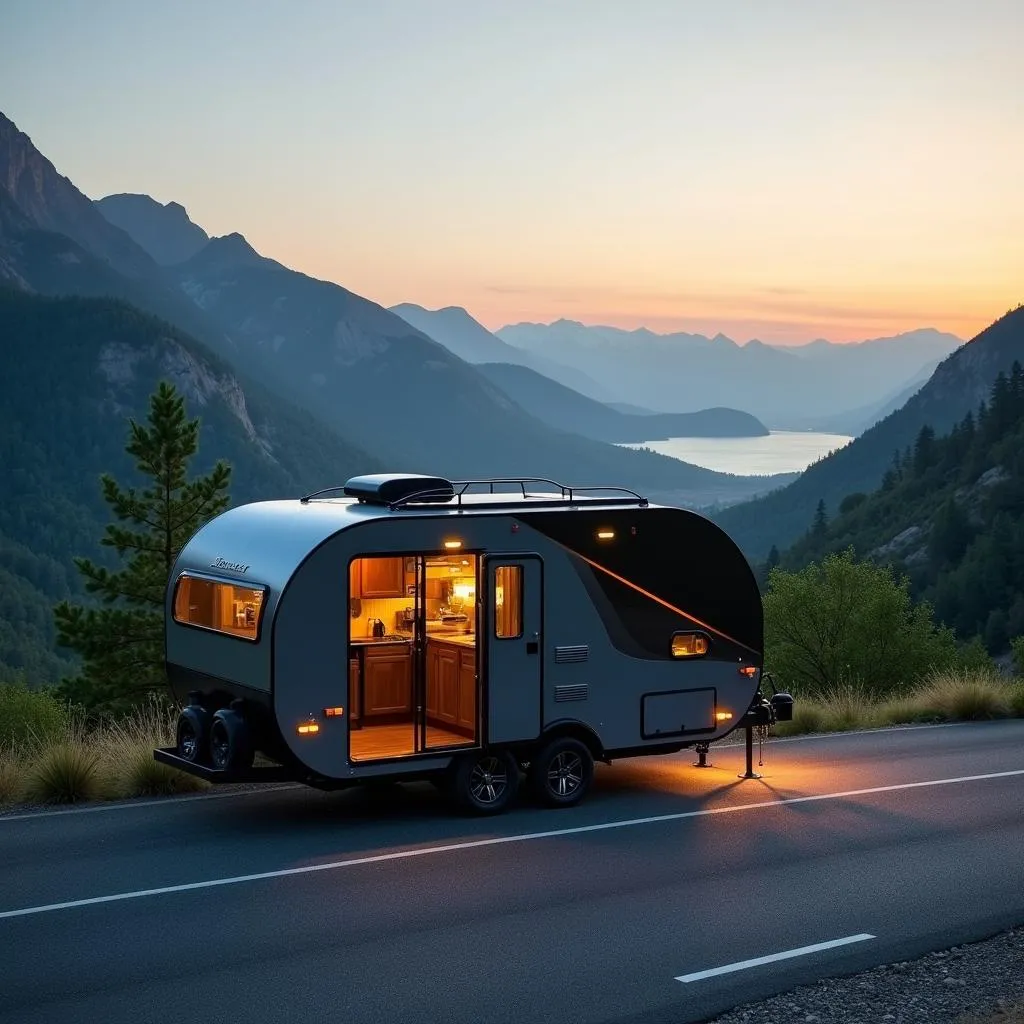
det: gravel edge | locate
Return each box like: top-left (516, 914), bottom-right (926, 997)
top-left (701, 925), bottom-right (1024, 1024)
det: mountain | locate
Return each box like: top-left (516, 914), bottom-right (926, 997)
top-left (713, 305), bottom-right (1024, 560)
top-left (388, 302), bottom-right (616, 401)
top-left (474, 361), bottom-right (769, 442)
top-left (165, 233), bottom-right (790, 505)
top-left (0, 287), bottom-right (380, 685)
top-left (496, 319), bottom-right (963, 426)
top-left (778, 359), bottom-right (1024, 654)
top-left (0, 113), bottom-right (161, 281)
top-left (95, 192), bottom-right (209, 265)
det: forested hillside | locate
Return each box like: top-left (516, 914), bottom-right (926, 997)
top-left (778, 363), bottom-right (1024, 652)
top-left (0, 289), bottom-right (379, 684)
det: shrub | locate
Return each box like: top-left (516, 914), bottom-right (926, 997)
top-left (764, 548), bottom-right (959, 700)
top-left (1009, 681), bottom-right (1024, 718)
top-left (24, 727), bottom-right (104, 804)
top-left (911, 669), bottom-right (1013, 722)
top-left (0, 680), bottom-right (72, 749)
top-left (0, 747), bottom-right (21, 804)
top-left (1011, 635), bottom-right (1024, 676)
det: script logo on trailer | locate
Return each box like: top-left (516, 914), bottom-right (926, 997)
top-left (211, 557), bottom-right (250, 574)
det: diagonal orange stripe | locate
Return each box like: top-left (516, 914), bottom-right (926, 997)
top-left (565, 546), bottom-right (760, 656)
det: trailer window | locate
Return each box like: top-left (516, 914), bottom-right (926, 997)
top-left (172, 575), bottom-right (266, 641)
top-left (671, 631), bottom-right (709, 658)
top-left (494, 565), bottom-right (523, 638)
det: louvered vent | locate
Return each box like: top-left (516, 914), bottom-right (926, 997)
top-left (554, 684), bottom-right (589, 702)
top-left (554, 645), bottom-right (589, 663)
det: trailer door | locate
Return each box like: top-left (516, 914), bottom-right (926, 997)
top-left (484, 554), bottom-right (543, 745)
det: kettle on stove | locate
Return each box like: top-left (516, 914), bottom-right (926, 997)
top-left (368, 617), bottom-right (386, 638)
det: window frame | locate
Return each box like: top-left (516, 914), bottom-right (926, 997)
top-left (670, 630), bottom-right (711, 659)
top-left (171, 571), bottom-right (269, 643)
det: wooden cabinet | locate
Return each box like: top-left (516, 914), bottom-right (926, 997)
top-left (426, 639), bottom-right (477, 736)
top-left (349, 560), bottom-right (361, 598)
top-left (349, 657), bottom-right (361, 722)
top-left (363, 645), bottom-right (412, 715)
top-left (359, 557), bottom-right (405, 598)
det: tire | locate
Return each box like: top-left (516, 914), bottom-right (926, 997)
top-left (176, 706), bottom-right (210, 764)
top-left (452, 749), bottom-right (520, 815)
top-left (528, 737), bottom-right (594, 808)
top-left (208, 709), bottom-right (254, 773)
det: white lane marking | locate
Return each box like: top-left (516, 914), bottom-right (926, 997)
top-left (675, 933), bottom-right (876, 983)
top-left (1, 768), bottom-right (1022, 921)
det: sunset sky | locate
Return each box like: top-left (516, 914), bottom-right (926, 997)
top-left (3, 0), bottom-right (1021, 344)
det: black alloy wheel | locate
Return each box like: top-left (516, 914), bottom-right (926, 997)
top-left (453, 749), bottom-right (520, 815)
top-left (528, 737), bottom-right (594, 808)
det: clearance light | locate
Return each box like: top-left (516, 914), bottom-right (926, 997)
top-left (323, 707), bottom-right (345, 717)
top-left (596, 529), bottom-right (615, 540)
top-left (739, 665), bottom-right (758, 677)
top-left (715, 711), bottom-right (734, 722)
top-left (444, 539), bottom-right (462, 550)
top-left (297, 720), bottom-right (320, 736)
top-left (671, 632), bottom-right (709, 657)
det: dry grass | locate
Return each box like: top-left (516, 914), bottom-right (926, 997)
top-left (0, 746), bottom-right (21, 804)
top-left (774, 669), bottom-right (1022, 737)
top-left (97, 698), bottom-right (208, 798)
top-left (23, 721), bottom-right (104, 804)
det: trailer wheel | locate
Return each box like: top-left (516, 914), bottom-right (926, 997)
top-left (176, 707), bottom-right (210, 764)
top-left (208, 709), bottom-right (254, 773)
top-left (528, 737), bottom-right (594, 808)
top-left (452, 749), bottom-right (519, 815)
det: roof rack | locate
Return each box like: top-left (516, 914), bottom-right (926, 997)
top-left (388, 477), bottom-right (650, 511)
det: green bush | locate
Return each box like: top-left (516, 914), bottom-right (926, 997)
top-left (0, 680), bottom-right (72, 748)
top-left (763, 548), bottom-right (959, 700)
top-left (24, 733), bottom-right (103, 804)
top-left (0, 747), bottom-right (20, 804)
top-left (1011, 635), bottom-right (1024, 676)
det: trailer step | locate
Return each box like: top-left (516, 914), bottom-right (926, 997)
top-left (153, 747), bottom-right (296, 784)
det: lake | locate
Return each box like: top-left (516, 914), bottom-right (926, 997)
top-left (618, 430), bottom-right (854, 476)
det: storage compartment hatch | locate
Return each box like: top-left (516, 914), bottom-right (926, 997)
top-left (641, 687), bottom-right (716, 739)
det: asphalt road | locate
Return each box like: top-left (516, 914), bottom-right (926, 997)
top-left (2, 721), bottom-right (1023, 1024)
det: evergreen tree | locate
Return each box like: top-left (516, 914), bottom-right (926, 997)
top-left (53, 383), bottom-right (232, 714)
top-left (913, 424), bottom-right (937, 475)
top-left (811, 499), bottom-right (828, 538)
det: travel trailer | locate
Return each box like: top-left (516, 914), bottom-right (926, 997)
top-left (156, 474), bottom-right (793, 814)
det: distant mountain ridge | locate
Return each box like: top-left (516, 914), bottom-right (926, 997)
top-left (496, 319), bottom-right (963, 428)
top-left (474, 361), bottom-right (769, 442)
top-left (388, 302), bottom-right (616, 401)
top-left (713, 305), bottom-right (1024, 560)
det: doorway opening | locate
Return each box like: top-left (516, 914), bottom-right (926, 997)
top-left (347, 552), bottom-right (480, 762)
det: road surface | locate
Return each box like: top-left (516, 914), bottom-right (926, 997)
top-left (1, 721), bottom-right (1023, 1024)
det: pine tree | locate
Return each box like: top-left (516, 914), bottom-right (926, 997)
top-left (812, 499), bottom-right (828, 538)
top-left (53, 382), bottom-right (232, 714)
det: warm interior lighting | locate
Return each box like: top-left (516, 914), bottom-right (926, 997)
top-left (297, 720), bottom-right (320, 735)
top-left (452, 583), bottom-right (475, 599)
top-left (323, 707), bottom-right (344, 717)
top-left (715, 711), bottom-right (733, 722)
top-left (596, 529), bottom-right (615, 540)
top-left (671, 632), bottom-right (709, 657)
top-left (444, 539), bottom-right (462, 549)
top-left (739, 665), bottom-right (758, 677)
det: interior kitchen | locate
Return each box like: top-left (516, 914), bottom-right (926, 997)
top-left (347, 552), bottom-right (480, 761)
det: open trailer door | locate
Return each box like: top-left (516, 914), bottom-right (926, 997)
top-left (484, 554), bottom-right (543, 745)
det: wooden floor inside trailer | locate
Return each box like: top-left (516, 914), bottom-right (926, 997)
top-left (349, 723), bottom-right (474, 761)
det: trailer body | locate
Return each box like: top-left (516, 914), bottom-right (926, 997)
top-left (158, 475), bottom-right (791, 812)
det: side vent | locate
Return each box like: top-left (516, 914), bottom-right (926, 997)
top-left (555, 645), bottom-right (589, 663)
top-left (555, 684), bottom-right (589, 702)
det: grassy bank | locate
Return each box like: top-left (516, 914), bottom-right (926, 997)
top-left (773, 668), bottom-right (1024, 737)
top-left (2, 670), bottom-right (1024, 808)
top-left (0, 686), bottom-right (209, 806)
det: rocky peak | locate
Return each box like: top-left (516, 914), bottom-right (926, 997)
top-left (94, 192), bottom-right (210, 266)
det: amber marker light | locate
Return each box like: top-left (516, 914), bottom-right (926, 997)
top-left (739, 665), bottom-right (758, 677)
top-left (444, 539), bottom-right (462, 550)
top-left (323, 707), bottom-right (344, 717)
top-left (715, 711), bottom-right (734, 722)
top-left (297, 720), bottom-right (320, 736)
top-left (596, 529), bottom-right (615, 540)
